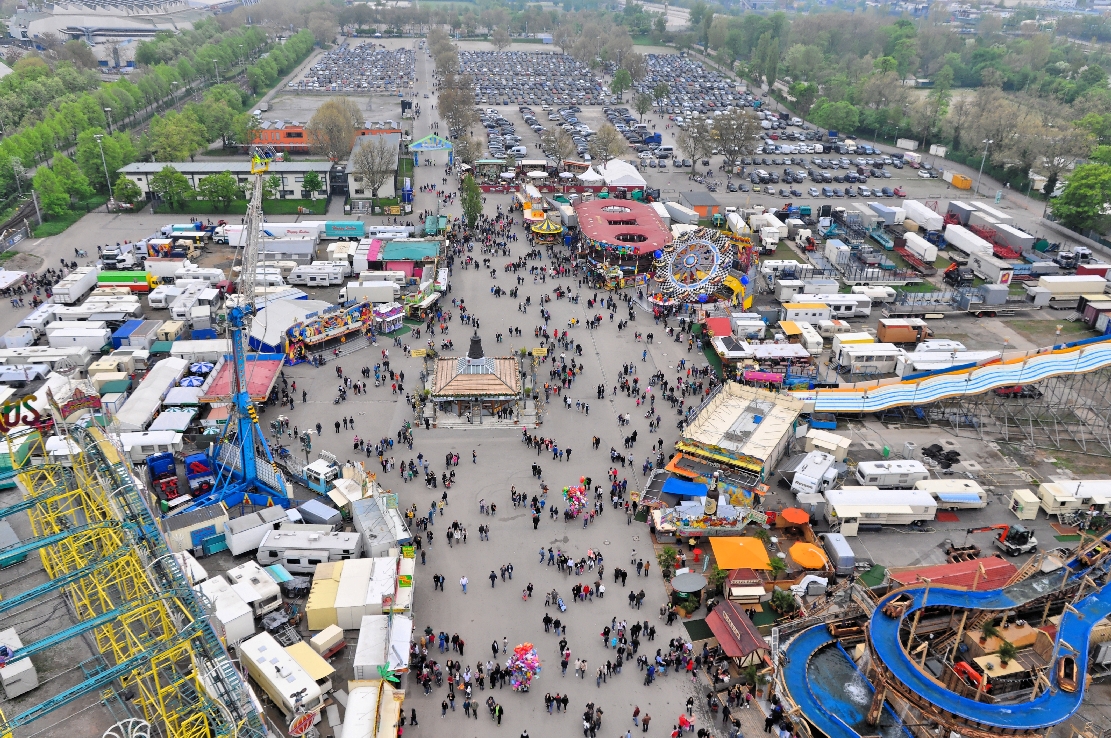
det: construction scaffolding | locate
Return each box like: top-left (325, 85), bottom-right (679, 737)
top-left (876, 365), bottom-right (1111, 455)
top-left (0, 425), bottom-right (266, 738)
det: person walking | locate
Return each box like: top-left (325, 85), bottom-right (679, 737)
top-left (633, 707), bottom-right (641, 726)
top-left (460, 575), bottom-right (468, 593)
top-left (642, 714), bottom-right (651, 733)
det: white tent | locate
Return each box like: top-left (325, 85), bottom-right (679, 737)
top-left (249, 299), bottom-right (332, 353)
top-left (577, 167), bottom-right (604, 183)
top-left (598, 160), bottom-right (647, 188)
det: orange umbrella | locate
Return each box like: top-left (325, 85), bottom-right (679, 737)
top-left (780, 507), bottom-right (809, 525)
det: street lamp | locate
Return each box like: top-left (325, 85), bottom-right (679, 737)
top-left (94, 134), bottom-right (114, 202)
top-left (976, 139), bottom-right (993, 197)
top-left (103, 107), bottom-right (113, 135)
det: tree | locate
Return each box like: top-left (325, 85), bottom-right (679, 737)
top-left (438, 74), bottom-right (479, 135)
top-left (712, 109), bottom-right (761, 164)
top-left (302, 171), bottom-right (323, 198)
top-left (812, 99), bottom-right (860, 134)
top-left (197, 171), bottom-right (242, 211)
top-left (350, 135), bottom-right (397, 199)
top-left (113, 175), bottom-right (143, 208)
top-left (461, 174), bottom-right (483, 228)
top-left (621, 51), bottom-right (647, 83)
top-left (59, 40), bottom-right (99, 70)
top-left (677, 119), bottom-right (713, 173)
top-left (652, 82), bottom-right (670, 107)
top-left (149, 165), bottom-right (192, 209)
top-left (75, 130), bottom-right (136, 194)
top-left (768, 555), bottom-right (788, 581)
top-left (262, 174), bottom-right (281, 201)
top-left (996, 640), bottom-right (1018, 667)
top-left (1050, 164), bottom-right (1111, 232)
top-left (610, 68), bottom-right (633, 102)
top-left (491, 26), bottom-right (511, 52)
top-left (1041, 128), bottom-right (1094, 200)
top-left (588, 123), bottom-right (628, 166)
top-left (32, 168), bottom-right (71, 218)
top-left (453, 135), bottom-right (482, 166)
top-left (51, 155), bottom-right (93, 201)
top-left (633, 93), bottom-right (653, 122)
top-left (307, 98), bottom-right (364, 162)
top-left (541, 128), bottom-right (576, 160)
top-left (146, 110), bottom-right (207, 161)
top-left (788, 82), bottom-right (819, 115)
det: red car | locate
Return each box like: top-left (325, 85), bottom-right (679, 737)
top-left (893, 186), bottom-right (906, 197)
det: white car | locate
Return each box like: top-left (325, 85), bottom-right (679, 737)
top-left (638, 151), bottom-right (655, 160)
top-left (918, 169), bottom-right (932, 178)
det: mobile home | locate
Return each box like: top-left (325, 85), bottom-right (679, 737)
top-left (824, 487), bottom-right (937, 535)
top-left (782, 303), bottom-right (832, 323)
top-left (833, 343), bottom-right (904, 374)
top-left (806, 294), bottom-right (872, 318)
top-left (240, 633), bottom-right (323, 722)
top-left (223, 507), bottom-right (289, 556)
top-left (854, 460), bottom-right (930, 488)
top-left (224, 560), bottom-right (283, 617)
top-left (913, 479), bottom-right (987, 510)
top-left (255, 528), bottom-right (363, 574)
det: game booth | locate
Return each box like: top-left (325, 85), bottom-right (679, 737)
top-left (373, 302), bottom-right (404, 334)
top-left (285, 302), bottom-right (374, 364)
top-left (574, 199), bottom-right (672, 290)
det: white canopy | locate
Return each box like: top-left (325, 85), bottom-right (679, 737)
top-left (249, 299), bottom-right (332, 352)
top-left (577, 167), bottom-right (604, 183)
top-left (599, 159), bottom-right (647, 188)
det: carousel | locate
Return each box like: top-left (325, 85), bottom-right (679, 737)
top-left (574, 199), bottom-right (672, 289)
top-left (531, 216), bottom-right (563, 246)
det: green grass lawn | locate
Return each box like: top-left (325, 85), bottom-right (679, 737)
top-left (1008, 319), bottom-right (1099, 346)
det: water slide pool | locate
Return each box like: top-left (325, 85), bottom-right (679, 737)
top-left (790, 336), bottom-right (1111, 413)
top-left (782, 626), bottom-right (910, 738)
top-left (783, 546), bottom-right (1111, 737)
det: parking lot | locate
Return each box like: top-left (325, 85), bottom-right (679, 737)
top-left (460, 50), bottom-right (604, 107)
top-left (289, 41), bottom-right (415, 93)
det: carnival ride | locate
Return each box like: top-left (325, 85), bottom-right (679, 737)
top-left (0, 425), bottom-right (266, 738)
top-left (649, 228), bottom-right (734, 305)
top-left (790, 334), bottom-right (1111, 413)
top-left (178, 152), bottom-right (291, 513)
top-left (779, 530), bottom-right (1111, 738)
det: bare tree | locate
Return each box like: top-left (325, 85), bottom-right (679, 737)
top-left (491, 26), bottom-right (511, 51)
top-left (350, 135), bottom-right (398, 199)
top-left (677, 119), bottom-right (714, 173)
top-left (588, 123), bottom-right (628, 167)
top-left (438, 73), bottom-right (479, 135)
top-left (711, 110), bottom-right (760, 164)
top-left (453, 135), bottom-right (482, 166)
top-left (307, 98), bottom-right (364, 162)
top-left (1039, 127), bottom-right (1094, 198)
top-left (542, 128), bottom-right (577, 160)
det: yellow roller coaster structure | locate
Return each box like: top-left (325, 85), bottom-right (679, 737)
top-left (0, 425), bottom-right (265, 738)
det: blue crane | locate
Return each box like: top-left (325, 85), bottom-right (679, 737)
top-left (177, 152), bottom-right (291, 513)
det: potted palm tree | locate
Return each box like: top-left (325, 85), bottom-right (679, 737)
top-left (657, 546), bottom-right (678, 580)
top-left (979, 621), bottom-right (1000, 645)
top-left (768, 556), bottom-right (788, 581)
top-left (996, 640), bottom-right (1018, 668)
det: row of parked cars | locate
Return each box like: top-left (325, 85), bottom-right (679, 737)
top-left (481, 109), bottom-right (525, 159)
top-left (804, 185), bottom-right (906, 198)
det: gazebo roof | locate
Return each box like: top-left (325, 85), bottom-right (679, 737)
top-left (409, 134), bottom-right (454, 151)
top-left (431, 333), bottom-right (520, 398)
top-left (531, 217), bottom-right (563, 235)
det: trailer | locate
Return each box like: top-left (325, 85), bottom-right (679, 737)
top-left (225, 560), bottom-right (283, 617)
top-left (900, 200), bottom-right (943, 231)
top-left (47, 326), bottom-right (111, 350)
top-left (114, 357), bottom-right (187, 431)
top-left (161, 505), bottom-right (230, 554)
top-left (913, 479), bottom-right (988, 510)
top-left (288, 265), bottom-right (345, 286)
top-left (339, 281), bottom-right (401, 304)
top-left (223, 507), bottom-right (288, 556)
top-left (98, 271), bottom-right (158, 293)
top-left (255, 528), bottom-right (363, 574)
top-left (51, 267), bottom-right (100, 304)
top-left (850, 285), bottom-right (897, 303)
top-left (854, 460), bottom-right (930, 488)
top-left (195, 576), bottom-right (257, 646)
top-left (966, 251), bottom-right (1014, 285)
top-left (895, 349), bottom-right (1000, 377)
top-left (782, 303), bottom-right (832, 323)
top-left (943, 224), bottom-right (993, 258)
top-left (825, 487), bottom-right (937, 535)
top-left (877, 318), bottom-right (930, 344)
top-left (174, 267), bottom-right (225, 286)
top-left (834, 342), bottom-right (903, 374)
top-left (240, 632), bottom-right (323, 722)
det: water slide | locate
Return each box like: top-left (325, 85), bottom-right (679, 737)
top-left (783, 544), bottom-right (1111, 738)
top-left (790, 336), bottom-right (1111, 413)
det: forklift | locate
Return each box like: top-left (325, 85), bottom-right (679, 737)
top-left (966, 524), bottom-right (1038, 556)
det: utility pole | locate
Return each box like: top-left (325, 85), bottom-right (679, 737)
top-left (976, 139), bottom-right (993, 197)
top-left (95, 134), bottom-right (115, 202)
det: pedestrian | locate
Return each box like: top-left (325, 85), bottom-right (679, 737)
top-left (411, 709), bottom-right (418, 726)
top-left (460, 575), bottom-right (468, 593)
top-left (643, 715), bottom-right (651, 733)
top-left (633, 706), bottom-right (641, 726)
top-left (473, 449), bottom-right (477, 463)
top-left (442, 700), bottom-right (448, 718)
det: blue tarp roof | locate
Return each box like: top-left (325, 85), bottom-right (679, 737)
top-left (662, 477), bottom-right (709, 498)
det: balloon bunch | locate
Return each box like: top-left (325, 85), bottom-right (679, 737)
top-left (563, 480), bottom-right (588, 517)
top-left (507, 643), bottom-right (541, 691)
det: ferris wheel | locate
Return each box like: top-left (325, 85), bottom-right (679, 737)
top-left (652, 228), bottom-right (733, 304)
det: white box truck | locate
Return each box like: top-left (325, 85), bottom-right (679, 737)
top-left (339, 281), bottom-right (401, 303)
top-left (51, 267), bottom-right (100, 305)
